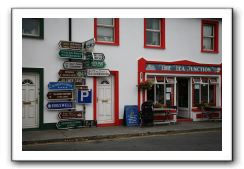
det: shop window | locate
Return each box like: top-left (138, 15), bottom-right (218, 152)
top-left (156, 84), bottom-right (164, 104)
top-left (144, 18), bottom-right (165, 49)
top-left (22, 18), bottom-right (44, 39)
top-left (94, 18), bottom-right (119, 46)
top-left (201, 19), bottom-right (219, 53)
top-left (201, 83), bottom-right (209, 103)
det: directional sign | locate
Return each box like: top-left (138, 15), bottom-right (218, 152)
top-left (77, 90), bottom-right (92, 104)
top-left (84, 61), bottom-right (106, 68)
top-left (75, 84), bottom-right (88, 90)
top-left (58, 69), bottom-right (86, 77)
top-left (58, 111), bottom-right (84, 120)
top-left (56, 120), bottom-right (84, 129)
top-left (58, 41), bottom-right (83, 50)
top-left (59, 49), bottom-right (86, 59)
top-left (84, 52), bottom-right (105, 61)
top-left (58, 77), bottom-right (86, 83)
top-left (48, 82), bottom-right (74, 90)
top-left (86, 69), bottom-right (110, 77)
top-left (84, 38), bottom-right (95, 51)
top-left (46, 101), bottom-right (74, 110)
top-left (47, 91), bottom-right (73, 100)
top-left (63, 61), bottom-right (83, 69)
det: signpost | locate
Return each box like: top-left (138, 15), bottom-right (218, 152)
top-left (77, 90), bottom-right (92, 104)
top-left (58, 69), bottom-right (86, 77)
top-left (84, 60), bottom-right (106, 68)
top-left (63, 61), bottom-right (83, 69)
top-left (84, 52), bottom-right (105, 61)
top-left (47, 91), bottom-right (73, 100)
top-left (58, 41), bottom-right (83, 50)
top-left (56, 120), bottom-right (84, 129)
top-left (46, 101), bottom-right (74, 110)
top-left (84, 38), bottom-right (95, 51)
top-left (48, 82), bottom-right (74, 90)
top-left (58, 111), bottom-right (83, 120)
top-left (86, 69), bottom-right (110, 77)
top-left (59, 49), bottom-right (86, 59)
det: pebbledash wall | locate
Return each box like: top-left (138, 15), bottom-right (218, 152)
top-left (22, 18), bottom-right (222, 129)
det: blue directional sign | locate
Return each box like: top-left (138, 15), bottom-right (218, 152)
top-left (46, 101), bottom-right (74, 110)
top-left (48, 82), bottom-right (74, 90)
top-left (77, 89), bottom-right (92, 104)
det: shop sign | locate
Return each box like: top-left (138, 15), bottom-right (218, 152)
top-left (56, 120), bottom-right (84, 129)
top-left (46, 101), bottom-right (74, 110)
top-left (86, 69), bottom-right (110, 77)
top-left (84, 52), bottom-right (105, 61)
top-left (84, 60), bottom-right (106, 68)
top-left (77, 89), bottom-right (92, 104)
top-left (59, 49), bottom-right (86, 59)
top-left (58, 69), bottom-right (87, 77)
top-left (63, 61), bottom-right (83, 69)
top-left (47, 91), bottom-right (73, 100)
top-left (146, 64), bottom-right (221, 73)
top-left (58, 111), bottom-right (83, 120)
top-left (48, 82), bottom-right (74, 90)
top-left (58, 41), bottom-right (84, 50)
top-left (58, 77), bottom-right (86, 83)
top-left (84, 38), bottom-right (95, 51)
top-left (124, 106), bottom-right (140, 127)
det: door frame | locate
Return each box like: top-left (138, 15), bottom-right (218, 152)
top-left (22, 68), bottom-right (44, 130)
top-left (93, 70), bottom-right (119, 127)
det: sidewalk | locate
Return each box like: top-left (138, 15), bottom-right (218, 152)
top-left (23, 121), bottom-right (222, 145)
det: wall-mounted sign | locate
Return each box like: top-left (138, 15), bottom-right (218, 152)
top-left (46, 101), bottom-right (74, 110)
top-left (56, 120), bottom-right (84, 129)
top-left (146, 64), bottom-right (221, 74)
top-left (84, 61), bottom-right (106, 68)
top-left (77, 89), bottom-right (92, 104)
top-left (58, 77), bottom-right (86, 83)
top-left (75, 85), bottom-right (89, 90)
top-left (63, 61), bottom-right (83, 69)
top-left (58, 41), bottom-right (83, 50)
top-left (59, 49), bottom-right (86, 59)
top-left (58, 69), bottom-right (86, 77)
top-left (47, 91), bottom-right (73, 100)
top-left (86, 69), bottom-right (110, 77)
top-left (84, 52), bottom-right (105, 61)
top-left (84, 38), bottom-right (95, 51)
top-left (58, 111), bottom-right (83, 120)
top-left (48, 82), bottom-right (74, 90)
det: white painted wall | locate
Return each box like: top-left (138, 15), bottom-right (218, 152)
top-left (23, 18), bottom-right (222, 123)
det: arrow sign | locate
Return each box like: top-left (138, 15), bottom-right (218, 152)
top-left (86, 69), bottom-right (110, 77)
top-left (48, 82), bottom-right (74, 90)
top-left (56, 120), bottom-right (84, 129)
top-left (58, 111), bottom-right (84, 120)
top-left (59, 49), bottom-right (86, 59)
top-left (63, 61), bottom-right (83, 69)
top-left (84, 52), bottom-right (105, 61)
top-left (46, 101), bottom-right (74, 110)
top-left (58, 69), bottom-right (87, 77)
top-left (58, 41), bottom-right (84, 50)
top-left (84, 61), bottom-right (106, 68)
top-left (58, 77), bottom-right (86, 83)
top-left (84, 38), bottom-right (95, 51)
top-left (47, 91), bottom-right (73, 100)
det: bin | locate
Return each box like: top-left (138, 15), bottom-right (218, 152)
top-left (140, 101), bottom-right (154, 126)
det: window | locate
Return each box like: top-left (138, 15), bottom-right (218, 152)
top-left (201, 19), bottom-right (219, 53)
top-left (22, 18), bottom-right (44, 39)
top-left (94, 18), bottom-right (119, 45)
top-left (144, 18), bottom-right (165, 49)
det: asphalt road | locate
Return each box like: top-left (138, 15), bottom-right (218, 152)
top-left (23, 130), bottom-right (222, 151)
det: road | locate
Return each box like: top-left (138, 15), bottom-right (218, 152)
top-left (23, 130), bottom-right (222, 151)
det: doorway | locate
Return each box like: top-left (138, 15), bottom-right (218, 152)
top-left (177, 77), bottom-right (190, 118)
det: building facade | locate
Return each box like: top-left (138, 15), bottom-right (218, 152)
top-left (22, 18), bottom-right (222, 129)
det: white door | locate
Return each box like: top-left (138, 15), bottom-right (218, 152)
top-left (22, 73), bottom-right (39, 129)
top-left (97, 76), bottom-right (114, 124)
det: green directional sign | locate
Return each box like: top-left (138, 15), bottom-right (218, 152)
top-left (56, 120), bottom-right (84, 129)
top-left (84, 61), bottom-right (106, 68)
top-left (59, 49), bottom-right (86, 59)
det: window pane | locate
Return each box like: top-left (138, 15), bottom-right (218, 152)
top-left (156, 84), bottom-right (164, 104)
top-left (97, 27), bottom-right (114, 42)
top-left (209, 85), bottom-right (215, 105)
top-left (201, 84), bottom-right (208, 103)
top-left (97, 18), bottom-right (113, 26)
top-left (203, 37), bottom-right (214, 50)
top-left (203, 25), bottom-right (214, 36)
top-left (147, 85), bottom-right (155, 102)
top-left (22, 18), bottom-right (40, 36)
top-left (193, 84), bottom-right (200, 106)
top-left (146, 18), bottom-right (160, 30)
top-left (166, 84), bottom-right (173, 106)
top-left (146, 31), bottom-right (160, 46)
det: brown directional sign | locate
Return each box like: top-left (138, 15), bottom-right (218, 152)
top-left (76, 85), bottom-right (89, 90)
top-left (58, 69), bottom-right (86, 77)
top-left (58, 41), bottom-right (84, 50)
top-left (58, 77), bottom-right (86, 83)
top-left (58, 111), bottom-right (84, 120)
top-left (47, 91), bottom-right (73, 100)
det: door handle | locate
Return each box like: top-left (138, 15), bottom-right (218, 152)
top-left (23, 101), bottom-right (31, 105)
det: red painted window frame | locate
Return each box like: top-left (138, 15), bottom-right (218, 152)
top-left (94, 18), bottom-right (120, 46)
top-left (144, 18), bottom-right (165, 49)
top-left (201, 19), bottom-right (219, 53)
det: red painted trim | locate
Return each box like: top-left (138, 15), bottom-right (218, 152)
top-left (192, 84), bottom-right (195, 107)
top-left (201, 19), bottom-right (219, 53)
top-left (144, 18), bottom-right (165, 49)
top-left (192, 108), bottom-right (201, 112)
top-left (142, 73), bottom-right (145, 103)
top-left (94, 18), bottom-right (119, 46)
top-left (145, 70), bottom-right (221, 75)
top-left (177, 118), bottom-right (193, 122)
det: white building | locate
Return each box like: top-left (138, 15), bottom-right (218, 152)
top-left (22, 18), bottom-right (222, 129)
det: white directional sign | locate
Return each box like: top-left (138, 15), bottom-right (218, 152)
top-left (86, 69), bottom-right (110, 77)
top-left (63, 61), bottom-right (83, 69)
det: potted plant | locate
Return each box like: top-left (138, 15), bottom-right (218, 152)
top-left (137, 80), bottom-right (153, 90)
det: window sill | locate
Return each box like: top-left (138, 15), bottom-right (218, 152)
top-left (96, 41), bottom-right (119, 46)
top-left (201, 49), bottom-right (219, 54)
top-left (144, 45), bottom-right (165, 49)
